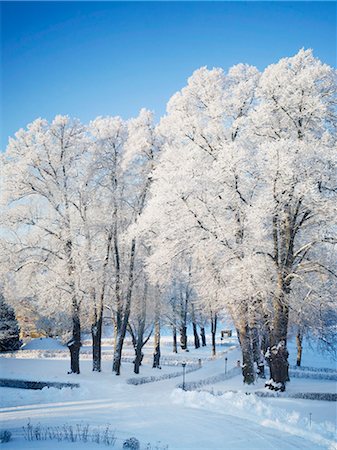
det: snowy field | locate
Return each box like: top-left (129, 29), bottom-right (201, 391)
top-left (0, 335), bottom-right (336, 450)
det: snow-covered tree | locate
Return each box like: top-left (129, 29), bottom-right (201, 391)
top-left (137, 63), bottom-right (263, 383)
top-left (137, 50), bottom-right (336, 388)
top-left (87, 115), bottom-right (128, 371)
top-left (1, 49), bottom-right (335, 389)
top-left (109, 109), bottom-right (161, 375)
top-left (127, 278), bottom-right (154, 374)
top-left (249, 49), bottom-right (337, 389)
top-left (1, 116), bottom-right (89, 373)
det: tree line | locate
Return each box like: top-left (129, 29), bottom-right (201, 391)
top-left (1, 49), bottom-right (336, 391)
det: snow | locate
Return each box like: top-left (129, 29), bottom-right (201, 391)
top-left (1, 338), bottom-right (336, 449)
top-left (22, 338), bottom-right (66, 351)
top-left (171, 389), bottom-right (336, 449)
top-left (287, 339), bottom-right (337, 371)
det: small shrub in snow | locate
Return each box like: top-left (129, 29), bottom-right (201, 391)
top-left (123, 437), bottom-right (140, 450)
top-left (0, 430), bottom-right (12, 443)
top-left (290, 365), bottom-right (337, 374)
top-left (176, 366), bottom-right (241, 391)
top-left (127, 365), bottom-right (200, 386)
top-left (290, 392), bottom-right (337, 401)
top-left (23, 421), bottom-right (116, 446)
top-left (145, 442), bottom-right (169, 450)
top-left (289, 369), bottom-right (337, 381)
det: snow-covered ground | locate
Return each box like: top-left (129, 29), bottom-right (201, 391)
top-left (0, 335), bottom-right (336, 449)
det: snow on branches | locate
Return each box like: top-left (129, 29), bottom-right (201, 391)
top-left (1, 49), bottom-right (336, 384)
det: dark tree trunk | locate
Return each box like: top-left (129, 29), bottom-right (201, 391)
top-left (134, 342), bottom-right (144, 374)
top-left (134, 326), bottom-right (152, 374)
top-left (191, 303), bottom-right (200, 349)
top-left (91, 304), bottom-right (103, 372)
top-left (112, 209), bottom-right (122, 367)
top-left (296, 329), bottom-right (303, 367)
top-left (153, 298), bottom-right (161, 368)
top-left (172, 326), bottom-right (178, 353)
top-left (192, 322), bottom-right (200, 349)
top-left (179, 281), bottom-right (189, 351)
top-left (133, 282), bottom-right (148, 375)
top-left (211, 312), bottom-right (217, 356)
top-left (170, 293), bottom-right (178, 354)
top-left (266, 286), bottom-right (290, 390)
top-left (265, 341), bottom-right (289, 392)
top-left (237, 323), bottom-right (255, 384)
top-left (269, 199), bottom-right (300, 391)
top-left (91, 227), bottom-right (113, 373)
top-left (152, 334), bottom-right (161, 368)
top-left (69, 344), bottom-right (80, 374)
top-left (266, 286), bottom-right (290, 389)
top-left (112, 330), bottom-right (124, 376)
top-left (113, 239), bottom-right (136, 375)
top-left (180, 325), bottom-right (188, 351)
top-left (273, 294), bottom-right (289, 347)
top-left (68, 299), bottom-right (81, 374)
top-left (200, 327), bottom-right (206, 346)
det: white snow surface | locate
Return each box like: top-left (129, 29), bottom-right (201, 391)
top-left (0, 338), bottom-right (336, 450)
top-left (22, 337), bottom-right (66, 351)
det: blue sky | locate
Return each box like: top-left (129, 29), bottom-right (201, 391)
top-left (1, 1), bottom-right (336, 150)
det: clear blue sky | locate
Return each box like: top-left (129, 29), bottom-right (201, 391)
top-left (1, 1), bottom-right (336, 151)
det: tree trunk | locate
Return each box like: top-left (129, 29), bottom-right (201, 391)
top-left (152, 329), bottom-right (161, 368)
top-left (112, 208), bottom-right (122, 356)
top-left (269, 202), bottom-right (297, 391)
top-left (92, 228), bottom-right (113, 372)
top-left (272, 293), bottom-right (289, 347)
top-left (191, 303), bottom-right (200, 349)
top-left (92, 303), bottom-right (103, 372)
top-left (192, 322), bottom-right (200, 348)
top-left (113, 239), bottom-right (136, 375)
top-left (211, 312), bottom-right (217, 356)
top-left (237, 323), bottom-right (255, 384)
top-left (179, 285), bottom-right (188, 351)
top-left (64, 236), bottom-right (80, 374)
top-left (266, 285), bottom-right (290, 389)
top-left (296, 329), bottom-right (303, 367)
top-left (112, 330), bottom-right (123, 376)
top-left (134, 342), bottom-right (144, 374)
top-left (133, 283), bottom-right (147, 374)
top-left (265, 341), bottom-right (289, 392)
top-left (251, 326), bottom-right (265, 378)
top-left (68, 298), bottom-right (81, 374)
top-left (172, 326), bottom-right (178, 353)
top-left (200, 327), bottom-right (207, 346)
top-left (180, 325), bottom-right (188, 351)
top-left (153, 298), bottom-right (161, 368)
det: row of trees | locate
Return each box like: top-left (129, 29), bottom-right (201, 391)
top-left (1, 49), bottom-right (336, 390)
